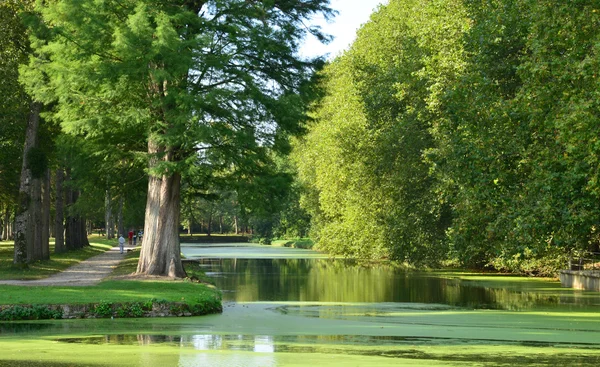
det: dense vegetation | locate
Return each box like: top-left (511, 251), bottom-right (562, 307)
top-left (294, 0), bottom-right (600, 275)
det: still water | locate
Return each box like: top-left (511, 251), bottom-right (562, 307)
top-left (2, 243), bottom-right (600, 366)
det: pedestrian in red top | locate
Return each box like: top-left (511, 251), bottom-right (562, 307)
top-left (128, 230), bottom-right (133, 245)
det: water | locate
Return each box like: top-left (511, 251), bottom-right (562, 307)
top-left (2, 243), bottom-right (600, 366)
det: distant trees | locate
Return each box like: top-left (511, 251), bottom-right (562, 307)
top-left (296, 0), bottom-right (600, 274)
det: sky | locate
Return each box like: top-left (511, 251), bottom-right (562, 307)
top-left (299, 0), bottom-right (388, 60)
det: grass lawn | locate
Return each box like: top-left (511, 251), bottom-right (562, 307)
top-left (0, 235), bottom-right (116, 281)
top-left (0, 279), bottom-right (220, 307)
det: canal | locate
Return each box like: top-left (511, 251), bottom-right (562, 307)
top-left (2, 243), bottom-right (600, 366)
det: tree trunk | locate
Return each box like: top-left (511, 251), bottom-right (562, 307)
top-left (0, 205), bottom-right (4, 241)
top-left (31, 174), bottom-right (43, 261)
top-left (64, 170), bottom-right (88, 249)
top-left (234, 215), bottom-right (239, 235)
top-left (14, 101), bottom-right (41, 266)
top-left (207, 210), bottom-right (213, 237)
top-left (136, 142), bottom-right (185, 277)
top-left (41, 168), bottom-right (51, 260)
top-left (54, 168), bottom-right (65, 253)
top-left (105, 185), bottom-right (114, 239)
top-left (81, 217), bottom-right (90, 247)
top-left (117, 196), bottom-right (124, 238)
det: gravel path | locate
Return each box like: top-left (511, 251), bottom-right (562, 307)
top-left (0, 247), bottom-right (127, 287)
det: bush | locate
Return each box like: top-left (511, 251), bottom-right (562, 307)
top-left (0, 305), bottom-right (63, 321)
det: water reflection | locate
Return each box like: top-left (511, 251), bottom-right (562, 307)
top-left (56, 331), bottom-right (600, 351)
top-left (192, 258), bottom-right (595, 311)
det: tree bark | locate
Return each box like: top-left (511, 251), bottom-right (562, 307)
top-left (105, 185), bottom-right (114, 239)
top-left (136, 142), bottom-right (185, 277)
top-left (14, 101), bottom-right (41, 266)
top-left (0, 205), bottom-right (4, 241)
top-left (54, 168), bottom-right (65, 253)
top-left (207, 208), bottom-right (213, 237)
top-left (31, 174), bottom-right (42, 261)
top-left (64, 170), bottom-right (88, 249)
top-left (117, 196), bottom-right (124, 238)
top-left (41, 168), bottom-right (51, 260)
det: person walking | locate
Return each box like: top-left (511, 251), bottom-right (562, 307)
top-left (118, 234), bottom-right (125, 254)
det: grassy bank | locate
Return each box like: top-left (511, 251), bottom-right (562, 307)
top-left (0, 279), bottom-right (222, 320)
top-left (0, 236), bottom-right (222, 320)
top-left (271, 238), bottom-right (314, 249)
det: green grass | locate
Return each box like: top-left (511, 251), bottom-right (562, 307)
top-left (271, 238), bottom-right (314, 249)
top-left (0, 235), bottom-right (116, 280)
top-left (0, 279), bottom-right (220, 306)
top-left (108, 246), bottom-right (142, 277)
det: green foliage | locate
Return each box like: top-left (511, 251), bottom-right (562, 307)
top-left (115, 302), bottom-right (145, 318)
top-left (296, 0), bottom-right (600, 274)
top-left (0, 1), bottom-right (30, 204)
top-left (93, 301), bottom-right (114, 318)
top-left (0, 304), bottom-right (62, 321)
top-left (295, 0), bottom-right (464, 263)
top-left (22, 0), bottom-right (334, 183)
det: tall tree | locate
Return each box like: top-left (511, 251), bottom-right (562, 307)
top-left (24, 0), bottom-right (334, 276)
top-left (1, 1), bottom-right (30, 257)
top-left (294, 0), bottom-right (466, 263)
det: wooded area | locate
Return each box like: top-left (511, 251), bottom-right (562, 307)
top-left (295, 0), bottom-right (600, 274)
top-left (2, 0), bottom-right (599, 276)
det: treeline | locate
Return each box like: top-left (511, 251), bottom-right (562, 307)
top-left (293, 0), bottom-right (600, 274)
top-left (0, 0), bottom-right (148, 254)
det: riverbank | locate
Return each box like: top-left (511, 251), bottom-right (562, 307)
top-left (0, 237), bottom-right (222, 320)
top-left (0, 279), bottom-right (222, 320)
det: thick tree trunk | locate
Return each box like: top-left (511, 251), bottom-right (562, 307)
top-left (14, 101), bottom-right (41, 266)
top-left (136, 142), bottom-right (185, 278)
top-left (81, 218), bottom-right (90, 247)
top-left (234, 215), bottom-right (238, 235)
top-left (54, 168), bottom-right (65, 253)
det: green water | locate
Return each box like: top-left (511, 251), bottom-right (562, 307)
top-left (2, 243), bottom-right (600, 366)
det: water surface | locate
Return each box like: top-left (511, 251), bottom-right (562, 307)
top-left (2, 242), bottom-right (600, 366)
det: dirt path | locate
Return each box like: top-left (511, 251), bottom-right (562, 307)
top-left (0, 247), bottom-right (127, 287)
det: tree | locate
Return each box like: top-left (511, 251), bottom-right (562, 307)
top-left (0, 1), bottom-right (29, 244)
top-left (294, 0), bottom-right (466, 263)
top-left (24, 0), bottom-right (334, 276)
top-left (0, 1), bottom-right (29, 209)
